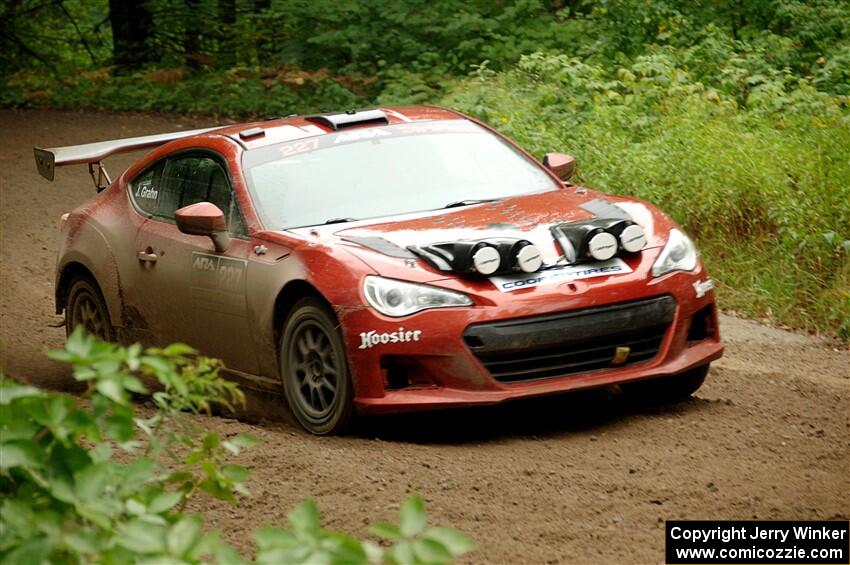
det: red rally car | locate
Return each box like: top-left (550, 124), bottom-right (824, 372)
top-left (35, 106), bottom-right (723, 434)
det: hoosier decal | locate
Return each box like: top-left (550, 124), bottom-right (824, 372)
top-left (359, 328), bottom-right (422, 349)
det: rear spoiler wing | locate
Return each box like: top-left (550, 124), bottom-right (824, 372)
top-left (33, 126), bottom-right (222, 191)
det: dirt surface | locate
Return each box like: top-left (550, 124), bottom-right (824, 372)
top-left (1, 109), bottom-right (848, 564)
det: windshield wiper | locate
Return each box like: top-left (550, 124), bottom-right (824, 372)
top-left (323, 217), bottom-right (357, 224)
top-left (443, 198), bottom-right (500, 209)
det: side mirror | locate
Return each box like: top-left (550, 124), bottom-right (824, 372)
top-left (543, 152), bottom-right (576, 181)
top-left (175, 202), bottom-right (231, 253)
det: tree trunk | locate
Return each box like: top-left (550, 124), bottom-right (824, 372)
top-left (109, 0), bottom-right (155, 71)
top-left (252, 0), bottom-right (272, 62)
top-left (218, 0), bottom-right (237, 67)
top-left (184, 0), bottom-right (203, 68)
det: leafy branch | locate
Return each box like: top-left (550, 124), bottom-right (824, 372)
top-left (0, 328), bottom-right (474, 563)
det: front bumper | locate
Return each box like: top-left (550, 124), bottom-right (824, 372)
top-left (337, 255), bottom-right (724, 415)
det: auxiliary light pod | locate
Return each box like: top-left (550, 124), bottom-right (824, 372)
top-left (409, 239), bottom-right (543, 276)
top-left (496, 239), bottom-right (543, 273)
top-left (551, 218), bottom-right (647, 263)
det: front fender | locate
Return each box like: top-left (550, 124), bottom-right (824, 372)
top-left (246, 235), bottom-right (376, 379)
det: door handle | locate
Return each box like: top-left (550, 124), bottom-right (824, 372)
top-left (137, 250), bottom-right (158, 263)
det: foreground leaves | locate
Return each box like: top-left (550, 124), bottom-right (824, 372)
top-left (0, 329), bottom-right (473, 563)
top-left (370, 495), bottom-right (476, 565)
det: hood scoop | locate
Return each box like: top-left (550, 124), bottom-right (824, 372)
top-left (340, 235), bottom-right (416, 259)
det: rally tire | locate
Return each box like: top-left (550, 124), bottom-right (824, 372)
top-left (621, 363), bottom-right (709, 402)
top-left (65, 276), bottom-right (116, 342)
top-left (279, 297), bottom-right (354, 435)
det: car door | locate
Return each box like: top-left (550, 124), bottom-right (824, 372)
top-left (130, 152), bottom-right (259, 374)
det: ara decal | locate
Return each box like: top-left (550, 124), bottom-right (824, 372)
top-left (191, 253), bottom-right (247, 293)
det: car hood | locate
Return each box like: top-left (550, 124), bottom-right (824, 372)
top-left (285, 188), bottom-right (673, 282)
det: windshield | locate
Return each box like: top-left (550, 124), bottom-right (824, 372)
top-left (242, 120), bottom-right (558, 229)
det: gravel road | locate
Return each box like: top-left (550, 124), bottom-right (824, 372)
top-left (1, 109), bottom-right (847, 564)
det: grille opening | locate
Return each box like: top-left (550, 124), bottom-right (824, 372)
top-left (382, 359), bottom-right (410, 390)
top-left (688, 305), bottom-right (715, 342)
top-left (477, 326), bottom-right (666, 382)
top-left (463, 296), bottom-right (674, 384)
top-left (463, 335), bottom-right (484, 348)
top-left (381, 358), bottom-right (438, 390)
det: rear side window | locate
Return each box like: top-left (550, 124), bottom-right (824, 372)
top-left (129, 165), bottom-right (161, 215)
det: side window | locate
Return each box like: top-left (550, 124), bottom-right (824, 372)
top-left (206, 164), bottom-right (248, 235)
top-left (129, 164), bottom-right (162, 215)
top-left (157, 158), bottom-right (195, 221)
top-left (157, 155), bottom-right (247, 235)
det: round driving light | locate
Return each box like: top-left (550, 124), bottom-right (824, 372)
top-left (587, 231), bottom-right (618, 261)
top-left (471, 245), bottom-right (501, 275)
top-left (619, 224), bottom-right (646, 253)
top-left (516, 244), bottom-right (543, 273)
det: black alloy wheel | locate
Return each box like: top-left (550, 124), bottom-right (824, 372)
top-left (65, 276), bottom-right (115, 341)
top-left (280, 296), bottom-right (353, 434)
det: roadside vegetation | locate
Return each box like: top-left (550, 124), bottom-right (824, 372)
top-left (0, 329), bottom-right (475, 564)
top-left (1, 0), bottom-right (848, 337)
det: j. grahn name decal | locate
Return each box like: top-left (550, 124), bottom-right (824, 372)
top-left (191, 253), bottom-right (246, 293)
top-left (134, 179), bottom-right (158, 200)
top-left (359, 328), bottom-right (422, 350)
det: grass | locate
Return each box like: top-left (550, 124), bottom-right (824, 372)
top-left (4, 52), bottom-right (848, 339)
top-left (447, 55), bottom-right (850, 339)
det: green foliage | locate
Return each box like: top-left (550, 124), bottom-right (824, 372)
top-left (0, 329), bottom-right (252, 562)
top-left (1, 0), bottom-right (848, 336)
top-left (367, 495), bottom-right (475, 564)
top-left (447, 50), bottom-right (850, 338)
top-left (0, 329), bottom-right (474, 563)
top-left (0, 1), bottom-right (112, 78)
top-left (238, 0), bottom-right (565, 75)
top-left (1, 67), bottom-right (361, 119)
top-left (253, 494), bottom-right (474, 565)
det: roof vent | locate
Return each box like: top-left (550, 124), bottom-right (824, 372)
top-left (238, 127), bottom-right (265, 140)
top-left (305, 109), bottom-right (389, 131)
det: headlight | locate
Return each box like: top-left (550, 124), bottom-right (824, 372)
top-left (363, 276), bottom-right (473, 317)
top-left (652, 228), bottom-right (698, 277)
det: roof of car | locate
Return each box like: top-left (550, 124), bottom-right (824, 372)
top-left (33, 105), bottom-right (468, 184)
top-left (206, 105), bottom-right (466, 150)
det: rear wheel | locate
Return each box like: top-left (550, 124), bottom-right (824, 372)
top-left (280, 297), bottom-right (353, 435)
top-left (621, 363), bottom-right (709, 402)
top-left (65, 276), bottom-right (115, 341)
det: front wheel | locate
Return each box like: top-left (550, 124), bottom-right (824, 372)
top-left (621, 363), bottom-right (709, 402)
top-left (279, 297), bottom-right (354, 435)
